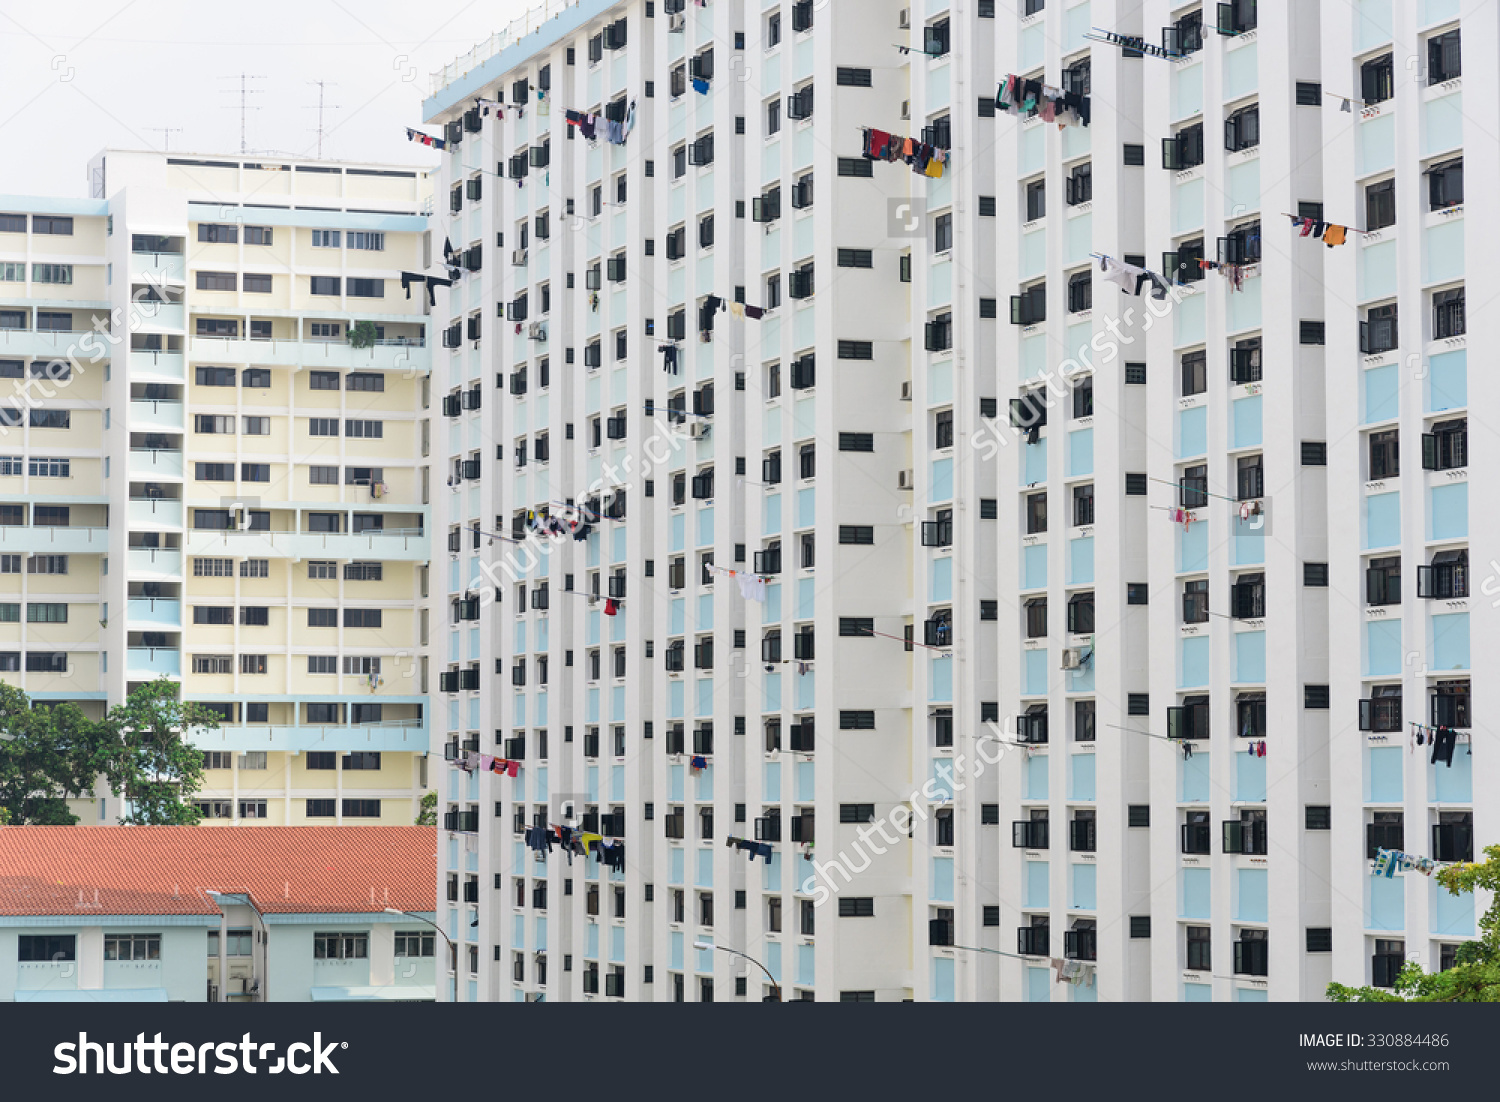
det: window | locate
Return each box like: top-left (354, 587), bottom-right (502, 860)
top-left (837, 248), bottom-right (873, 269)
top-left (1066, 162), bottom-right (1092, 206)
top-left (27, 457), bottom-right (69, 478)
top-left (26, 603), bottom-right (67, 623)
top-left (1300, 321), bottom-right (1326, 345)
top-left (309, 418), bottom-right (339, 436)
top-left (1067, 271), bottom-right (1092, 313)
top-left (1361, 53), bottom-right (1394, 103)
top-left (27, 555), bottom-right (67, 575)
top-left (342, 799), bottom-right (381, 817)
top-left (838, 433), bottom-right (874, 452)
top-left (838, 526), bottom-right (874, 545)
top-left (307, 608), bottom-right (338, 627)
top-left (1368, 430), bottom-right (1399, 481)
top-left (1163, 122), bottom-right (1204, 170)
top-left (1361, 303), bottom-right (1399, 354)
top-left (1365, 178), bottom-right (1395, 231)
top-left (309, 276), bottom-right (340, 296)
top-left (839, 711), bottom-right (876, 730)
top-left (838, 897), bottom-right (875, 918)
top-left (1428, 159), bottom-right (1463, 210)
top-left (344, 608), bottom-right (382, 629)
top-left (29, 409), bottom-right (69, 429)
top-left (345, 419), bottom-right (383, 438)
top-left (314, 933), bottom-right (369, 960)
top-left (18, 935), bottom-right (75, 961)
top-left (1433, 288), bottom-right (1465, 339)
top-left (1423, 419), bottom-right (1467, 473)
top-left (311, 229), bottom-right (340, 248)
top-left (32, 263), bottom-right (73, 285)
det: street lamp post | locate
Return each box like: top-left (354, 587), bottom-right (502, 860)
top-left (694, 941), bottom-right (782, 1001)
top-left (383, 907), bottom-right (455, 949)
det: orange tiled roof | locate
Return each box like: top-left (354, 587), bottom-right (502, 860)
top-left (0, 826), bottom-right (436, 917)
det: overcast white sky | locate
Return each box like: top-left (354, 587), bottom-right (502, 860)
top-left (0, 0), bottom-right (535, 196)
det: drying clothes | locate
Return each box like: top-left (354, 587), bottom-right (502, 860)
top-left (690, 755), bottom-right (708, 770)
top-left (604, 598), bottom-right (618, 617)
top-left (1321, 223), bottom-right (1347, 247)
top-left (601, 842), bottom-right (626, 873)
top-left (730, 302), bottom-right (745, 319)
top-left (524, 826), bottom-right (553, 855)
top-left (692, 77), bottom-right (710, 94)
top-left (400, 271), bottom-right (454, 306)
top-left (737, 572), bottom-right (768, 604)
top-left (1430, 726), bottom-right (1458, 768)
top-left (1099, 255), bottom-right (1141, 294)
top-left (405, 127), bottom-right (447, 150)
top-left (490, 758), bottom-right (519, 778)
top-left (744, 304), bottom-right (764, 319)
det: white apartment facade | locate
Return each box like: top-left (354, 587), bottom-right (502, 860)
top-left (423, 0), bottom-right (1490, 1002)
top-left (0, 149), bottom-right (435, 826)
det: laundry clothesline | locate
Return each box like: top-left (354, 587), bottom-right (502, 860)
top-left (1326, 90), bottom-right (1370, 111)
top-left (404, 127), bottom-right (446, 150)
top-left (1371, 847), bottom-right (1449, 880)
top-left (1407, 722), bottom-right (1464, 768)
top-left (1198, 258), bottom-right (1249, 292)
top-left (399, 270), bottom-right (456, 307)
top-left (564, 101), bottom-right (638, 145)
top-left (723, 835), bottom-right (775, 863)
top-left (456, 750), bottom-right (521, 777)
top-left (524, 823), bottom-right (626, 871)
top-left (705, 562), bottom-right (768, 604)
top-left (1281, 213), bottom-right (1363, 245)
top-left (1093, 253), bottom-right (1172, 300)
top-left (1147, 475), bottom-right (1251, 507)
top-left (860, 627), bottom-right (951, 654)
top-left (860, 126), bottom-right (951, 178)
top-left (1083, 28), bottom-right (1182, 60)
top-left (995, 74), bottom-right (1091, 127)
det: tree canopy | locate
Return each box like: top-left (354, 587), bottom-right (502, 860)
top-left (0, 679), bottom-right (218, 825)
top-left (1327, 844), bottom-right (1500, 1002)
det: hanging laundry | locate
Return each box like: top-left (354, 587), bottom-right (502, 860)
top-left (1430, 725), bottom-right (1457, 767)
top-left (1321, 223), bottom-right (1347, 247)
top-left (690, 755), bottom-right (708, 770)
top-left (995, 75), bottom-right (1090, 127)
top-left (405, 127), bottom-right (447, 150)
top-left (737, 572), bottom-right (767, 604)
top-left (604, 598), bottom-right (618, 617)
top-left (692, 77), bottom-right (710, 94)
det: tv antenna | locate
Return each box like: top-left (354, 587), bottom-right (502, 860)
top-left (218, 73), bottom-right (265, 154)
top-left (306, 80), bottom-right (341, 158)
top-left (147, 127), bottom-right (183, 152)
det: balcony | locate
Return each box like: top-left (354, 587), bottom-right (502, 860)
top-left (137, 303), bottom-right (185, 333)
top-left (128, 498), bottom-right (184, 528)
top-left (0, 327), bottom-right (108, 360)
top-left (126, 598), bottom-right (182, 627)
top-left (127, 547), bottom-right (183, 579)
top-left (0, 525), bottom-right (108, 554)
top-left (185, 526), bottom-right (428, 562)
top-left (188, 335), bottom-right (428, 373)
top-left (129, 448), bottom-right (184, 479)
top-left (129, 399), bottom-right (185, 432)
top-left (128, 350), bottom-right (185, 382)
top-left (130, 251), bottom-right (186, 285)
top-left (127, 646), bottom-right (181, 677)
top-left (191, 718), bottom-right (429, 753)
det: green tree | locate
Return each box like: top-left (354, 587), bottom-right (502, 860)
top-left (101, 679), bottom-right (220, 826)
top-left (1327, 844), bottom-right (1500, 1002)
top-left (347, 320), bottom-right (378, 349)
top-left (415, 790), bottom-right (437, 826)
top-left (0, 683), bottom-right (116, 825)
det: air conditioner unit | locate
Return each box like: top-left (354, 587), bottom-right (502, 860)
top-left (900, 100), bottom-right (911, 120)
top-left (512, 249), bottom-right (529, 266)
top-left (688, 422), bottom-right (710, 439)
top-left (1060, 648), bottom-right (1084, 670)
top-left (899, 8), bottom-right (911, 29)
top-left (900, 380), bottom-right (912, 401)
top-left (528, 322), bottom-right (547, 340)
top-left (669, 12), bottom-right (684, 32)
top-left (898, 468), bottom-right (914, 490)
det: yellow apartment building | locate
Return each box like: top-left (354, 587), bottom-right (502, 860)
top-left (0, 148), bottom-right (436, 826)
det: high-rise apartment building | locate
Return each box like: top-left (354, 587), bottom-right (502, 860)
top-left (0, 149), bottom-right (434, 826)
top-left (424, 0), bottom-right (1488, 1002)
